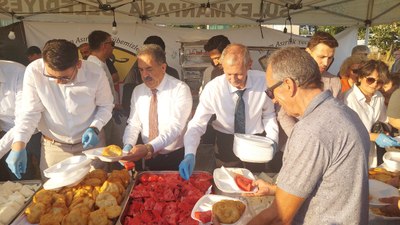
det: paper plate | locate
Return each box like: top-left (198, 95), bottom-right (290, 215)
top-left (191, 194), bottom-right (250, 225)
top-left (213, 167), bottom-right (257, 194)
top-left (369, 179), bottom-right (400, 207)
top-left (369, 208), bottom-right (400, 220)
top-left (83, 147), bottom-right (127, 162)
top-left (43, 165), bottom-right (90, 190)
top-left (43, 155), bottom-right (91, 178)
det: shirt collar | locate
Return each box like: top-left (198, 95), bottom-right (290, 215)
top-left (302, 90), bottom-right (332, 119)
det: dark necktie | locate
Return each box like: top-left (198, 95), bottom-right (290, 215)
top-left (149, 89), bottom-right (158, 141)
top-left (234, 89), bottom-right (246, 134)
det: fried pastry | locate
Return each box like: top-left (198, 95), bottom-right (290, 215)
top-left (212, 200), bottom-right (246, 224)
top-left (88, 208), bottom-right (110, 225)
top-left (95, 192), bottom-right (117, 208)
top-left (25, 202), bottom-right (48, 224)
top-left (102, 145), bottom-right (122, 157)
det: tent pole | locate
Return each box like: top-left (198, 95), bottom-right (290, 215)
top-left (365, 24), bottom-right (370, 45)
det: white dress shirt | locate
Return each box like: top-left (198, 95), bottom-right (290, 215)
top-left (184, 70), bottom-right (279, 156)
top-left (344, 85), bottom-right (387, 131)
top-left (13, 59), bottom-right (114, 144)
top-left (123, 75), bottom-right (192, 154)
top-left (0, 60), bottom-right (25, 132)
top-left (87, 55), bottom-right (118, 104)
top-left (344, 85), bottom-right (387, 168)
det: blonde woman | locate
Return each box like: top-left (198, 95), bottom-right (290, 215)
top-left (339, 55), bottom-right (366, 93)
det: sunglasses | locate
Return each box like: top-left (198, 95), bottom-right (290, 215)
top-left (365, 77), bottom-right (384, 86)
top-left (104, 41), bottom-right (115, 47)
top-left (43, 66), bottom-right (77, 82)
top-left (265, 81), bottom-right (283, 99)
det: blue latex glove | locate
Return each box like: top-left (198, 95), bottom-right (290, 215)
top-left (179, 154), bottom-right (195, 180)
top-left (82, 128), bottom-right (99, 149)
top-left (376, 133), bottom-right (400, 148)
top-left (6, 149), bottom-right (27, 179)
top-left (123, 144), bottom-right (133, 153)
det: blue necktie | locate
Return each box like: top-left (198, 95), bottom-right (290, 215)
top-left (234, 89), bottom-right (246, 134)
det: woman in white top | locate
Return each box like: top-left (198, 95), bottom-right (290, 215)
top-left (344, 60), bottom-right (400, 167)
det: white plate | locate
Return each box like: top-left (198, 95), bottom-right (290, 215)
top-left (43, 165), bottom-right (90, 190)
top-left (83, 147), bottom-right (127, 162)
top-left (43, 155), bottom-right (91, 178)
top-left (191, 194), bottom-right (250, 225)
top-left (369, 179), bottom-right (400, 207)
top-left (213, 167), bottom-right (257, 194)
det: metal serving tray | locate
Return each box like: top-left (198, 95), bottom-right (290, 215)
top-left (117, 171), bottom-right (213, 225)
top-left (1, 180), bottom-right (42, 225)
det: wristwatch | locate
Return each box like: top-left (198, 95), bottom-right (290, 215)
top-left (144, 144), bottom-right (154, 160)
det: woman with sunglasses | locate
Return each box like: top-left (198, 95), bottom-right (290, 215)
top-left (344, 60), bottom-right (400, 168)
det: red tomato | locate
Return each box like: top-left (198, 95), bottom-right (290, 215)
top-left (148, 174), bottom-right (159, 182)
top-left (194, 210), bottom-right (212, 223)
top-left (234, 174), bottom-right (253, 191)
top-left (139, 174), bottom-right (150, 183)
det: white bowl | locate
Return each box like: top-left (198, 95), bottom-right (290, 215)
top-left (43, 155), bottom-right (91, 178)
top-left (233, 134), bottom-right (276, 163)
top-left (382, 151), bottom-right (400, 172)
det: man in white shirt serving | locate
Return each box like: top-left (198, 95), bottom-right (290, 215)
top-left (179, 44), bottom-right (279, 180)
top-left (122, 44), bottom-right (192, 171)
top-left (6, 39), bottom-right (114, 178)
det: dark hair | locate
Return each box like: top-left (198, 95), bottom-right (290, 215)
top-left (42, 39), bottom-right (78, 70)
top-left (268, 47), bottom-right (323, 89)
top-left (26, 46), bottom-right (41, 56)
top-left (307, 31), bottom-right (338, 49)
top-left (355, 59), bottom-right (389, 85)
top-left (88, 30), bottom-right (110, 50)
top-left (143, 36), bottom-right (166, 51)
top-left (204, 35), bottom-right (231, 53)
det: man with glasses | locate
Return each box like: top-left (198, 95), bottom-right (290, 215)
top-left (6, 39), bottom-right (114, 179)
top-left (246, 47), bottom-right (369, 225)
top-left (179, 44), bottom-right (279, 180)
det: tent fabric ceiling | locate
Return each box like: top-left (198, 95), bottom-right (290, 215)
top-left (0, 0), bottom-right (398, 26)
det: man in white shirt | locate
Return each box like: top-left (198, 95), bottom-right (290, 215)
top-left (122, 44), bottom-right (192, 171)
top-left (179, 44), bottom-right (279, 180)
top-left (0, 60), bottom-right (41, 180)
top-left (6, 39), bottom-right (114, 178)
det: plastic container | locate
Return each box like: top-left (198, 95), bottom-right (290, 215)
top-left (233, 134), bottom-right (276, 163)
top-left (43, 155), bottom-right (91, 178)
top-left (382, 151), bottom-right (400, 172)
top-left (43, 165), bottom-right (90, 190)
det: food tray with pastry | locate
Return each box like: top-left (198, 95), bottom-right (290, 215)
top-left (0, 180), bottom-right (41, 225)
top-left (118, 171), bottom-right (213, 225)
top-left (11, 168), bottom-right (134, 225)
top-left (83, 145), bottom-right (127, 162)
top-left (213, 166), bottom-right (258, 194)
top-left (191, 194), bottom-right (251, 225)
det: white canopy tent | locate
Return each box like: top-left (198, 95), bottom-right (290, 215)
top-left (0, 0), bottom-right (398, 26)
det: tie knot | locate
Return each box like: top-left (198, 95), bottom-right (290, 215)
top-left (236, 89), bottom-right (245, 97)
top-left (151, 89), bottom-right (158, 95)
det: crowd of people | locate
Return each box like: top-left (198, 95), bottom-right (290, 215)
top-left (1, 30), bottom-right (400, 223)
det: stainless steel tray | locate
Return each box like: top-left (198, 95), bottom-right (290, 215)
top-left (11, 171), bottom-right (134, 225)
top-left (1, 180), bottom-right (42, 225)
top-left (117, 171), bottom-right (213, 225)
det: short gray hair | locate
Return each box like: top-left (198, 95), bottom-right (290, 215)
top-left (137, 44), bottom-right (166, 65)
top-left (220, 43), bottom-right (251, 67)
top-left (267, 47), bottom-right (322, 89)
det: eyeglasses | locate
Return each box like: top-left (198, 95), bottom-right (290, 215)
top-left (265, 81), bottom-right (283, 99)
top-left (104, 41), bottom-right (115, 47)
top-left (43, 66), bottom-right (77, 82)
top-left (365, 77), bottom-right (384, 86)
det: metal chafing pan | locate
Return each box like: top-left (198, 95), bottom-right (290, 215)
top-left (11, 170), bottom-right (135, 225)
top-left (1, 180), bottom-right (42, 225)
top-left (117, 171), bottom-right (213, 225)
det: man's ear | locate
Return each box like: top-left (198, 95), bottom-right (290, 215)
top-left (283, 78), bottom-right (297, 97)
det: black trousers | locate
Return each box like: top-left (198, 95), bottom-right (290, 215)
top-left (135, 147), bottom-right (184, 171)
